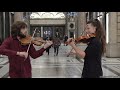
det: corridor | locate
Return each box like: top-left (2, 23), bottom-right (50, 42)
top-left (0, 44), bottom-right (120, 78)
top-left (31, 44), bottom-right (120, 78)
top-left (31, 44), bottom-right (82, 78)
top-left (0, 12), bottom-right (120, 78)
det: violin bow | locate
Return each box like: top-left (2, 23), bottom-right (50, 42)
top-left (24, 28), bottom-right (37, 61)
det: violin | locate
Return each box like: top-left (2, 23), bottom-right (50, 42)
top-left (66, 33), bottom-right (96, 45)
top-left (20, 35), bottom-right (46, 46)
top-left (75, 33), bottom-right (96, 43)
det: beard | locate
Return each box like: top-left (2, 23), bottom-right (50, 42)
top-left (18, 32), bottom-right (26, 39)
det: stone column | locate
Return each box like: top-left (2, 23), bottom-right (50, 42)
top-left (0, 12), bottom-right (3, 40)
top-left (41, 26), bottom-right (43, 37)
top-left (77, 12), bottom-right (86, 38)
top-left (23, 12), bottom-right (31, 34)
top-left (14, 12), bottom-right (31, 34)
top-left (93, 12), bottom-right (97, 19)
top-left (65, 12), bottom-right (69, 36)
top-left (14, 12), bottom-right (23, 22)
top-left (106, 12), bottom-right (120, 57)
top-left (5, 12), bottom-right (10, 38)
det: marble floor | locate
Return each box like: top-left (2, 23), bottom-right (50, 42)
top-left (0, 44), bottom-right (120, 78)
top-left (31, 44), bottom-right (120, 78)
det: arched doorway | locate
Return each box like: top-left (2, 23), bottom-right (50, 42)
top-left (30, 12), bottom-right (66, 40)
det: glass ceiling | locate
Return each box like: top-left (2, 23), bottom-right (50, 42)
top-left (30, 12), bottom-right (65, 19)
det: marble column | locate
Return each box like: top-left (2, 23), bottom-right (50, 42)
top-left (14, 12), bottom-right (23, 22)
top-left (41, 26), bottom-right (43, 37)
top-left (0, 12), bottom-right (3, 40)
top-left (65, 13), bottom-right (69, 36)
top-left (106, 12), bottom-right (120, 57)
top-left (77, 12), bottom-right (86, 38)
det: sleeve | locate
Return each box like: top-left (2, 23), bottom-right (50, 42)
top-left (0, 38), bottom-right (17, 56)
top-left (84, 39), bottom-right (101, 59)
top-left (29, 44), bottom-right (46, 59)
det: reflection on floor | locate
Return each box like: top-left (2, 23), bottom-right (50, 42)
top-left (31, 45), bottom-right (120, 78)
top-left (0, 44), bottom-right (120, 78)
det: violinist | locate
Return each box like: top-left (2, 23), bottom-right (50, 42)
top-left (67, 19), bottom-right (106, 78)
top-left (0, 21), bottom-right (53, 78)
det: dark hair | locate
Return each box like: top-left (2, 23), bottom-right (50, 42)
top-left (87, 19), bottom-right (106, 55)
top-left (11, 21), bottom-right (27, 38)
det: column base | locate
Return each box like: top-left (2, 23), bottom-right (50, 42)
top-left (106, 43), bottom-right (120, 57)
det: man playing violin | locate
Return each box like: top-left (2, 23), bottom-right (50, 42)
top-left (67, 19), bottom-right (106, 78)
top-left (0, 21), bottom-right (53, 78)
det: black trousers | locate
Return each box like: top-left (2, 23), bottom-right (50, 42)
top-left (46, 46), bottom-right (51, 55)
top-left (54, 46), bottom-right (59, 55)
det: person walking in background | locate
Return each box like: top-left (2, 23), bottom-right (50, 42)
top-left (45, 37), bottom-right (52, 55)
top-left (64, 34), bottom-right (68, 46)
top-left (53, 36), bottom-right (61, 56)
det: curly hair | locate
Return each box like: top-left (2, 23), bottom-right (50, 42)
top-left (11, 21), bottom-right (27, 38)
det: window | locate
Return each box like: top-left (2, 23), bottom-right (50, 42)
top-left (30, 12), bottom-right (65, 19)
